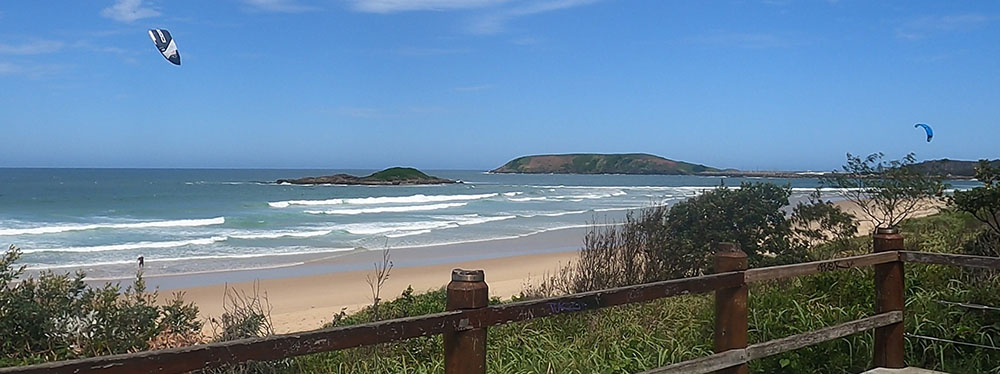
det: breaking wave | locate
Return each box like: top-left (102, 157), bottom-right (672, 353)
top-left (268, 193), bottom-right (498, 208)
top-left (0, 217), bottom-right (226, 236)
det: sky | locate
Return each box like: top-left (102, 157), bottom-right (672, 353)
top-left (1, 0), bottom-right (999, 171)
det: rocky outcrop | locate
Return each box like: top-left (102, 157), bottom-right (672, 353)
top-left (277, 167), bottom-right (456, 185)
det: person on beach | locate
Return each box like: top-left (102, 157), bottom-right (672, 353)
top-left (138, 255), bottom-right (144, 268)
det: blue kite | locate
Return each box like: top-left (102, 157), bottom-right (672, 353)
top-left (915, 123), bottom-right (933, 142)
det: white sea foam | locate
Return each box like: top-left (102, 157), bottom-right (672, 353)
top-left (550, 190), bottom-right (626, 200)
top-left (385, 229), bottom-right (433, 238)
top-left (337, 221), bottom-right (457, 235)
top-left (593, 206), bottom-right (643, 213)
top-left (387, 224), bottom-right (611, 251)
top-left (449, 214), bottom-right (517, 225)
top-left (0, 217), bottom-right (226, 236)
top-left (305, 202), bottom-right (468, 215)
top-left (269, 193), bottom-right (497, 208)
top-left (229, 230), bottom-right (333, 240)
top-left (520, 210), bottom-right (589, 218)
top-left (509, 196), bottom-right (547, 202)
top-left (335, 214), bottom-right (515, 236)
top-left (21, 236), bottom-right (228, 254)
top-left (525, 185), bottom-right (679, 191)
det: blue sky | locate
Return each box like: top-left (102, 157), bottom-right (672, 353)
top-left (1, 0), bottom-right (998, 170)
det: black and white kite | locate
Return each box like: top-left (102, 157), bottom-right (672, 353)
top-left (148, 29), bottom-right (180, 65)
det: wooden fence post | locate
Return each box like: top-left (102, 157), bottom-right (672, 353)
top-left (873, 227), bottom-right (905, 368)
top-left (714, 243), bottom-right (749, 374)
top-left (444, 269), bottom-right (489, 374)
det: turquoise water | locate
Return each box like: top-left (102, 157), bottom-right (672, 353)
top-left (0, 169), bottom-right (978, 278)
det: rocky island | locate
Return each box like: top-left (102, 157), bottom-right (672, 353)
top-left (491, 153), bottom-right (720, 175)
top-left (276, 167), bottom-right (457, 185)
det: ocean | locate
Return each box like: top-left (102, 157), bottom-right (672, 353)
top-left (0, 169), bottom-right (979, 280)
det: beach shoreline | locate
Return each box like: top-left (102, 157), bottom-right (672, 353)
top-left (110, 198), bottom-right (940, 334)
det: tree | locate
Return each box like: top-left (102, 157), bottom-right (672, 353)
top-left (951, 160), bottom-right (1000, 256)
top-left (652, 182), bottom-right (802, 275)
top-left (822, 153), bottom-right (946, 230)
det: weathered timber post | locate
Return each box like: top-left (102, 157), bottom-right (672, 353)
top-left (873, 227), bottom-right (905, 368)
top-left (714, 243), bottom-right (749, 374)
top-left (444, 269), bottom-right (489, 374)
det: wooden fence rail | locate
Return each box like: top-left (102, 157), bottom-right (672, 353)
top-left (3, 232), bottom-right (999, 374)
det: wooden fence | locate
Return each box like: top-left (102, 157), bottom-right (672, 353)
top-left (2, 228), bottom-right (998, 374)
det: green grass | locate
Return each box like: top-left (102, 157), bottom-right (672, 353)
top-left (364, 167), bottom-right (434, 181)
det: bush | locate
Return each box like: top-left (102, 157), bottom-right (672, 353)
top-left (0, 245), bottom-right (202, 366)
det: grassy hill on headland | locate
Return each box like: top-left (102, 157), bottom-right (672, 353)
top-left (491, 153), bottom-right (719, 175)
top-left (908, 159), bottom-right (1000, 177)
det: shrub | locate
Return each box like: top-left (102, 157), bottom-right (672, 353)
top-left (0, 245), bottom-right (202, 366)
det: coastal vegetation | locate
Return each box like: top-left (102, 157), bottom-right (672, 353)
top-left (276, 167), bottom-right (455, 185)
top-left (491, 153), bottom-right (720, 175)
top-left (0, 248), bottom-right (202, 367)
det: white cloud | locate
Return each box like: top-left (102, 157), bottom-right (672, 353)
top-left (101, 0), bottom-right (161, 23)
top-left (0, 40), bottom-right (64, 55)
top-left (0, 62), bottom-right (66, 78)
top-left (351, 0), bottom-right (510, 13)
top-left (468, 0), bottom-right (600, 34)
top-left (244, 0), bottom-right (321, 13)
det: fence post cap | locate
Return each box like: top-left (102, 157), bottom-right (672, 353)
top-left (875, 227), bottom-right (900, 235)
top-left (451, 269), bottom-right (485, 282)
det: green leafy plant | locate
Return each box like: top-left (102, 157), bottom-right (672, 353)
top-left (0, 245), bottom-right (201, 367)
top-left (951, 160), bottom-right (1000, 256)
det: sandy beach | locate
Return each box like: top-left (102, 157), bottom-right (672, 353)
top-left (161, 227), bottom-right (587, 333)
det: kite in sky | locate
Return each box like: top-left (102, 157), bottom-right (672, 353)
top-left (915, 123), bottom-right (933, 142)
top-left (148, 29), bottom-right (180, 65)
